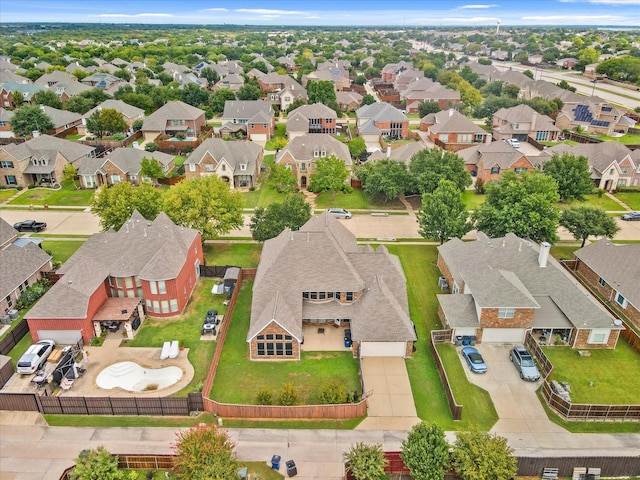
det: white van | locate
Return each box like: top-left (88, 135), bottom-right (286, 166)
top-left (17, 340), bottom-right (55, 374)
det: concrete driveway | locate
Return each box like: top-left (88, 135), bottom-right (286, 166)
top-left (357, 357), bottom-right (420, 430)
top-left (459, 344), bottom-right (565, 437)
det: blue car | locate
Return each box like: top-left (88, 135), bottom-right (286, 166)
top-left (461, 347), bottom-right (487, 374)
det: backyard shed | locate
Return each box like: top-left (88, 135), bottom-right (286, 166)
top-left (223, 267), bottom-right (240, 294)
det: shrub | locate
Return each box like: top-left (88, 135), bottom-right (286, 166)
top-left (249, 186), bottom-right (256, 191)
top-left (320, 382), bottom-right (347, 404)
top-left (256, 388), bottom-right (273, 405)
top-left (28, 183), bottom-right (37, 189)
top-left (132, 119), bottom-right (143, 132)
top-left (145, 142), bottom-right (159, 152)
top-left (474, 178), bottom-right (485, 194)
top-left (175, 131), bottom-right (186, 140)
top-left (616, 186), bottom-right (640, 193)
top-left (16, 278), bottom-right (51, 310)
top-left (16, 186), bottom-right (24, 191)
top-left (277, 383), bottom-right (298, 406)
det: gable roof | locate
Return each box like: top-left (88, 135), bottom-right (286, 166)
top-left (422, 109), bottom-right (486, 135)
top-left (286, 103), bottom-right (336, 132)
top-left (357, 102), bottom-right (408, 123)
top-left (221, 100), bottom-right (274, 122)
top-left (83, 99), bottom-right (144, 120)
top-left (493, 104), bottom-right (560, 133)
top-left (249, 212), bottom-right (416, 343)
top-left (2, 134), bottom-right (95, 165)
top-left (38, 105), bottom-right (82, 129)
top-left (0, 217), bottom-right (18, 248)
top-left (543, 142), bottom-right (633, 176)
top-left (276, 133), bottom-right (351, 166)
top-left (185, 138), bottom-right (262, 172)
top-left (574, 239), bottom-right (640, 309)
top-left (438, 232), bottom-right (618, 330)
top-left (78, 147), bottom-right (173, 176)
top-left (27, 211), bottom-right (199, 320)
top-left (142, 101), bottom-right (204, 132)
top-left (457, 140), bottom-right (528, 169)
top-left (0, 81), bottom-right (44, 101)
top-left (0, 241), bottom-right (51, 301)
top-left (368, 142), bottom-right (426, 164)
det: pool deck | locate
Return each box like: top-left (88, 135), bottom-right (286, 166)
top-left (2, 338), bottom-right (195, 397)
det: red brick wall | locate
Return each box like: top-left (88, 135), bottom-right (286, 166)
top-left (375, 120), bottom-right (409, 139)
top-left (249, 321), bottom-right (300, 360)
top-left (477, 156), bottom-right (533, 182)
top-left (574, 328), bottom-right (620, 349)
top-left (479, 308), bottom-right (534, 328)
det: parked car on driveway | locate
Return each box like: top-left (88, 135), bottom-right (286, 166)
top-left (327, 208), bottom-right (352, 219)
top-left (510, 345), bottom-right (540, 381)
top-left (621, 211), bottom-right (640, 221)
top-left (461, 346), bottom-right (487, 374)
top-left (12, 220), bottom-right (47, 232)
top-left (17, 340), bottom-right (55, 374)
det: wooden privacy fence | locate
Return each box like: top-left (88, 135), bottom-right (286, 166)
top-left (0, 318), bottom-right (29, 356)
top-left (516, 456), bottom-right (640, 477)
top-left (430, 329), bottom-right (463, 421)
top-left (204, 397), bottom-right (366, 419)
top-left (525, 331), bottom-right (640, 421)
top-left (60, 455), bottom-right (175, 479)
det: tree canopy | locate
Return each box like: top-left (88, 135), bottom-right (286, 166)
top-left (401, 422), bottom-right (450, 480)
top-left (418, 179), bottom-right (472, 244)
top-left (32, 89), bottom-right (62, 109)
top-left (473, 171), bottom-right (560, 243)
top-left (250, 193), bottom-right (311, 242)
top-left (452, 430), bottom-right (517, 480)
top-left (70, 446), bottom-right (123, 480)
top-left (85, 108), bottom-right (127, 138)
top-left (172, 424), bottom-right (239, 480)
top-left (10, 105), bottom-right (54, 135)
top-left (139, 157), bottom-right (165, 183)
top-left (268, 162), bottom-right (297, 193)
top-left (308, 155), bottom-right (350, 201)
top-left (559, 205), bottom-right (619, 247)
top-left (162, 176), bottom-right (244, 241)
top-left (91, 182), bottom-right (163, 231)
top-left (418, 101), bottom-right (440, 117)
top-left (409, 149), bottom-right (472, 194)
top-left (543, 152), bottom-right (594, 201)
top-left (357, 159), bottom-right (411, 202)
top-left (307, 80), bottom-right (337, 105)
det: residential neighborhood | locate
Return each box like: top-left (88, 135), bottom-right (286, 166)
top-left (0, 14), bottom-right (639, 480)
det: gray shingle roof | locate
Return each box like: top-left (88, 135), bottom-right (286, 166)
top-left (574, 239), bottom-right (640, 309)
top-left (82, 99), bottom-right (144, 121)
top-left (249, 213), bottom-right (416, 344)
top-left (368, 142), bottom-right (426, 164)
top-left (457, 141), bottom-right (526, 169)
top-left (423, 109), bottom-right (486, 135)
top-left (438, 232), bottom-right (619, 330)
top-left (185, 138), bottom-right (262, 173)
top-left (276, 133), bottom-right (351, 166)
top-left (142, 101), bottom-right (205, 132)
top-left (38, 105), bottom-right (82, 129)
top-left (356, 102), bottom-right (408, 123)
top-left (26, 211), bottom-right (199, 320)
top-left (0, 242), bottom-right (51, 300)
top-left (78, 147), bottom-right (173, 176)
top-left (544, 142), bottom-right (633, 176)
top-left (0, 218), bottom-right (17, 247)
top-left (221, 100), bottom-right (273, 122)
top-left (2, 134), bottom-right (95, 166)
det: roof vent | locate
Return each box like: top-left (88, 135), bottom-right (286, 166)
top-left (613, 319), bottom-right (623, 326)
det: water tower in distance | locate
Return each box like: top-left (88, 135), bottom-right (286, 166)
top-left (496, 19), bottom-right (501, 35)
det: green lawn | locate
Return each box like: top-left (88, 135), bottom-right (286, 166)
top-left (592, 133), bottom-right (640, 145)
top-left (173, 155), bottom-right (186, 167)
top-left (542, 339), bottom-right (640, 404)
top-left (210, 281), bottom-right (361, 405)
top-left (9, 181), bottom-right (96, 206)
top-left (461, 190), bottom-right (485, 211)
top-left (314, 189), bottom-right (406, 210)
top-left (386, 245), bottom-right (498, 430)
top-left (203, 243), bottom-right (262, 268)
top-left (615, 192), bottom-right (640, 210)
top-left (64, 134), bottom-right (84, 140)
top-left (241, 185), bottom-right (288, 209)
top-left (550, 244), bottom-right (580, 261)
top-left (0, 189), bottom-right (18, 202)
top-left (558, 193), bottom-right (624, 212)
top-left (41, 240), bottom-right (85, 264)
top-left (126, 280), bottom-right (220, 396)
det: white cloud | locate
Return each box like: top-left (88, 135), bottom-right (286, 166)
top-left (458, 4), bottom-right (499, 9)
top-left (522, 14), bottom-right (622, 20)
top-left (234, 9), bottom-right (307, 15)
top-left (200, 8), bottom-right (229, 12)
top-left (442, 16), bottom-right (500, 22)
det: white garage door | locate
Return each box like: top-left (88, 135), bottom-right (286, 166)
top-left (360, 341), bottom-right (406, 357)
top-left (455, 328), bottom-right (477, 337)
top-left (37, 330), bottom-right (82, 345)
top-left (250, 133), bottom-right (267, 142)
top-left (481, 328), bottom-right (525, 343)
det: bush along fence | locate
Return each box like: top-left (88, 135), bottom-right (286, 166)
top-left (524, 331), bottom-right (640, 421)
top-left (430, 329), bottom-right (463, 421)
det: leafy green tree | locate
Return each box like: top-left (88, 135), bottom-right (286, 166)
top-left (139, 157), bottom-right (165, 184)
top-left (268, 162), bottom-right (297, 193)
top-left (250, 193), bottom-right (311, 242)
top-left (132, 119), bottom-right (143, 132)
top-left (596, 56), bottom-right (640, 83)
top-left (401, 422), bottom-right (450, 480)
top-left (409, 149), bottom-right (471, 194)
top-left (86, 108), bottom-right (127, 138)
top-left (31, 89), bottom-right (62, 109)
top-left (418, 101), bottom-right (440, 118)
top-left (64, 95), bottom-right (93, 114)
top-left (320, 381), bottom-right (347, 404)
top-left (344, 443), bottom-right (388, 480)
top-left (172, 424), bottom-right (238, 480)
top-left (181, 83), bottom-right (209, 106)
top-left (502, 84), bottom-right (520, 99)
top-left (11, 90), bottom-right (24, 106)
top-left (286, 98), bottom-right (306, 113)
top-left (308, 155), bottom-right (350, 201)
top-left (236, 83), bottom-right (262, 101)
top-left (145, 142), bottom-right (159, 152)
top-left (307, 80), bottom-right (337, 105)
top-left (543, 153), bottom-right (593, 201)
top-left (452, 430), bottom-right (517, 480)
top-left (210, 88), bottom-right (236, 113)
top-left (63, 163), bottom-right (79, 189)
top-left (200, 67), bottom-right (219, 85)
top-left (163, 176), bottom-right (244, 241)
top-left (361, 94), bottom-right (376, 106)
top-left (348, 137), bottom-right (367, 160)
top-left (10, 105), bottom-right (54, 135)
top-left (70, 446), bottom-right (123, 480)
top-left (474, 171), bottom-right (560, 243)
top-left (560, 205), bottom-right (619, 247)
top-left (557, 80), bottom-right (577, 92)
top-left (418, 179), bottom-right (472, 244)
top-left (91, 182), bottom-right (163, 231)
top-left (358, 159), bottom-right (411, 202)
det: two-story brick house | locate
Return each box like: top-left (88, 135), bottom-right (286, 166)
top-left (275, 133), bottom-right (351, 189)
top-left (437, 232), bottom-right (623, 348)
top-left (420, 109), bottom-right (489, 152)
top-left (457, 141), bottom-right (535, 182)
top-left (221, 100), bottom-right (275, 143)
top-left (248, 212), bottom-right (417, 360)
top-left (286, 103), bottom-right (337, 139)
top-left (184, 138), bottom-right (263, 188)
top-left (26, 211), bottom-right (203, 345)
top-left (492, 104), bottom-right (560, 143)
top-left (356, 103), bottom-right (410, 141)
top-left (573, 240), bottom-right (640, 330)
top-left (141, 101), bottom-right (206, 142)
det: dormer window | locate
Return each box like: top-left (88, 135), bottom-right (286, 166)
top-left (313, 149), bottom-right (319, 158)
top-left (321, 149), bottom-right (327, 157)
top-left (31, 158), bottom-right (38, 166)
top-left (240, 164), bottom-right (247, 171)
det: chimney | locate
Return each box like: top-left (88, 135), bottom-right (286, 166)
top-left (538, 242), bottom-right (551, 267)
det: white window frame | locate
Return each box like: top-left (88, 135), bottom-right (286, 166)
top-left (149, 281), bottom-right (158, 295)
top-left (157, 280), bottom-right (167, 294)
top-left (598, 277), bottom-right (606, 287)
top-left (498, 307), bottom-right (515, 318)
top-left (588, 329), bottom-right (610, 344)
top-left (615, 292), bottom-right (627, 308)
top-left (170, 299), bottom-right (179, 312)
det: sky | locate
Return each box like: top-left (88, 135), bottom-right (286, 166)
top-left (0, 0), bottom-right (639, 27)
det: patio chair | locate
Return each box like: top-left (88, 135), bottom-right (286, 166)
top-left (60, 377), bottom-right (73, 391)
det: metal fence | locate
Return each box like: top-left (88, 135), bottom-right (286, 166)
top-left (430, 329), bottom-right (463, 421)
